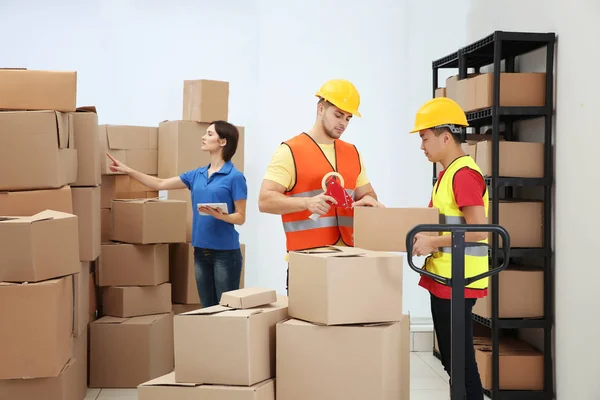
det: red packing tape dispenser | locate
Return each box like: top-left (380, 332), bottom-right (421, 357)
top-left (309, 172), bottom-right (354, 221)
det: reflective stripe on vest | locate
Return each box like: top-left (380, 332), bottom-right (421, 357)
top-left (283, 216), bottom-right (353, 233)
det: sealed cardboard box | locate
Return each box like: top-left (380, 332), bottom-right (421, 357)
top-left (101, 174), bottom-right (158, 209)
top-left (0, 111), bottom-right (77, 191)
top-left (0, 69), bottom-right (77, 112)
top-left (89, 313), bottom-right (174, 388)
top-left (103, 283), bottom-right (172, 318)
top-left (473, 268), bottom-right (544, 319)
top-left (167, 189), bottom-right (192, 241)
top-left (174, 297), bottom-right (288, 385)
top-left (276, 315), bottom-right (410, 400)
top-left (0, 276), bottom-right (73, 380)
top-left (488, 201), bottom-right (543, 248)
top-left (72, 186), bottom-right (102, 262)
top-left (0, 210), bottom-right (80, 282)
top-left (158, 120), bottom-right (245, 179)
top-left (101, 208), bottom-right (111, 242)
top-left (476, 140), bottom-right (544, 178)
top-left (138, 373), bottom-right (275, 400)
top-left (288, 246), bottom-right (403, 325)
top-left (354, 207), bottom-right (439, 252)
top-left (446, 74), bottom-right (478, 112)
top-left (69, 107), bottom-right (101, 186)
top-left (111, 199), bottom-right (187, 244)
top-left (169, 243), bottom-right (200, 304)
top-left (0, 186), bottom-right (73, 216)
top-left (473, 73), bottom-right (546, 110)
top-left (99, 124), bottom-right (158, 175)
top-left (73, 262), bottom-right (91, 337)
top-left (182, 79), bottom-right (229, 123)
top-left (99, 243), bottom-right (169, 287)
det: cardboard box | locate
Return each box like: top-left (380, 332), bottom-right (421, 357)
top-left (167, 189), bottom-right (192, 241)
top-left (138, 372), bottom-right (275, 400)
top-left (73, 262), bottom-right (91, 337)
top-left (0, 69), bottom-right (77, 112)
top-left (172, 304), bottom-right (201, 315)
top-left (99, 124), bottom-right (158, 175)
top-left (158, 120), bottom-right (245, 179)
top-left (220, 288), bottom-right (277, 309)
top-left (101, 208), bottom-right (111, 242)
top-left (111, 199), bottom-right (187, 244)
top-left (72, 186), bottom-right (101, 262)
top-left (101, 174), bottom-right (158, 209)
top-left (0, 186), bottom-right (73, 216)
top-left (182, 79), bottom-right (229, 123)
top-left (69, 107), bottom-right (101, 186)
top-left (169, 243), bottom-right (200, 304)
top-left (473, 73), bottom-right (546, 111)
top-left (354, 207), bottom-right (439, 252)
top-left (89, 271), bottom-right (97, 321)
top-left (434, 87), bottom-right (446, 98)
top-left (103, 283), bottom-right (172, 318)
top-left (89, 313), bottom-right (174, 388)
top-left (489, 201), bottom-right (543, 248)
top-left (476, 141), bottom-right (544, 178)
top-left (0, 111), bottom-right (77, 191)
top-left (98, 243), bottom-right (169, 287)
top-left (446, 74), bottom-right (478, 112)
top-left (0, 276), bottom-right (73, 379)
top-left (0, 210), bottom-right (80, 282)
top-left (473, 268), bottom-right (544, 319)
top-left (174, 297), bottom-right (288, 385)
top-left (276, 315), bottom-right (410, 400)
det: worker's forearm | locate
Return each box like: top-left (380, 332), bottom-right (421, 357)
top-left (127, 170), bottom-right (164, 191)
top-left (220, 212), bottom-right (245, 226)
top-left (431, 232), bottom-right (488, 249)
top-left (259, 192), bottom-right (307, 215)
top-left (358, 190), bottom-right (377, 200)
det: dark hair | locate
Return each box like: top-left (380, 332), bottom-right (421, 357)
top-left (211, 120), bottom-right (239, 162)
top-left (432, 126), bottom-right (463, 144)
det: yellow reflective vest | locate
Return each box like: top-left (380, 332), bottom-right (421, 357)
top-left (425, 155), bottom-right (490, 289)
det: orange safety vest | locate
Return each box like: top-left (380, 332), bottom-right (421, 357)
top-left (281, 133), bottom-right (361, 251)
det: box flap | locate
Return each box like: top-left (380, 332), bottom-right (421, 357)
top-left (292, 246), bottom-right (367, 258)
top-left (181, 304), bottom-right (231, 316)
top-left (219, 287), bottom-right (277, 309)
top-left (75, 105), bottom-right (97, 113)
top-left (138, 372), bottom-right (200, 388)
top-left (215, 309), bottom-right (263, 318)
top-left (0, 278), bottom-right (63, 287)
top-left (125, 313), bottom-right (170, 325)
top-left (93, 316), bottom-right (128, 325)
top-left (53, 111), bottom-right (72, 149)
top-left (179, 304), bottom-right (262, 318)
top-left (31, 209), bottom-right (75, 220)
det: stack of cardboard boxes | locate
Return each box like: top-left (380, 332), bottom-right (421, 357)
top-left (0, 68), bottom-right (97, 400)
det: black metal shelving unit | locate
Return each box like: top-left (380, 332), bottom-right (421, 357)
top-left (430, 31), bottom-right (555, 400)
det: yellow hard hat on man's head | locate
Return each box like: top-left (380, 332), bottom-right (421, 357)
top-left (315, 79), bottom-right (362, 117)
top-left (409, 97), bottom-right (468, 133)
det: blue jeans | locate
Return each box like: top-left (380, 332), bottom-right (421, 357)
top-left (193, 247), bottom-right (243, 308)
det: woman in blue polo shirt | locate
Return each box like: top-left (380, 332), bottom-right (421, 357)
top-left (106, 120), bottom-right (247, 307)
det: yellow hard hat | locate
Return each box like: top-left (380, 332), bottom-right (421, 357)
top-left (315, 79), bottom-right (362, 117)
top-left (409, 97), bottom-right (468, 133)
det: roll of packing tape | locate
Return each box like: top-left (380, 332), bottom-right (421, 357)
top-left (321, 171), bottom-right (344, 191)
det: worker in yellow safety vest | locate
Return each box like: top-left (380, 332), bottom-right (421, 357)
top-left (410, 97), bottom-right (488, 400)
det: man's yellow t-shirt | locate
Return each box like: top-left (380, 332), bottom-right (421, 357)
top-left (263, 142), bottom-right (370, 259)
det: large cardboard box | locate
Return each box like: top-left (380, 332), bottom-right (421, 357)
top-left (73, 262), bottom-right (91, 337)
top-left (98, 243), bottom-right (169, 287)
top-left (0, 69), bottom-right (77, 112)
top-left (288, 246), bottom-right (403, 325)
top-left (0, 210), bottom-right (80, 282)
top-left (354, 207), bottom-right (439, 252)
top-left (0, 111), bottom-right (77, 191)
top-left (72, 186), bottom-right (101, 262)
top-left (158, 120), bottom-right (245, 179)
top-left (182, 79), bottom-right (229, 123)
top-left (89, 313), bottom-right (174, 388)
top-left (488, 201), bottom-right (544, 248)
top-left (99, 124), bottom-right (158, 175)
top-left (276, 315), bottom-right (410, 400)
top-left (167, 189), bottom-right (192, 241)
top-left (69, 107), bottom-right (101, 186)
top-left (473, 269), bottom-right (544, 319)
top-left (0, 276), bottom-right (73, 380)
top-left (169, 243), bottom-right (200, 304)
top-left (138, 373), bottom-right (275, 400)
top-left (0, 186), bottom-right (73, 216)
top-left (101, 208), bottom-right (111, 242)
top-left (174, 293), bottom-right (288, 385)
top-left (101, 174), bottom-right (158, 209)
top-left (103, 283), bottom-right (172, 318)
top-left (111, 199), bottom-right (187, 244)
top-left (473, 73), bottom-right (546, 110)
top-left (476, 141), bottom-right (544, 178)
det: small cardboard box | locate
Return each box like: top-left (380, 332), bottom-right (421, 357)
top-left (288, 246), bottom-right (403, 325)
top-left (98, 243), bottom-right (169, 287)
top-left (0, 210), bottom-right (80, 282)
top-left (488, 201), bottom-right (543, 248)
top-left (0, 186), bottom-right (73, 216)
top-left (476, 141), bottom-right (544, 178)
top-left (99, 124), bottom-right (158, 175)
top-left (182, 79), bottom-right (229, 123)
top-left (0, 69), bottom-right (77, 112)
top-left (354, 207), bottom-right (439, 252)
top-left (103, 283), bottom-right (172, 318)
top-left (68, 106), bottom-right (101, 186)
top-left (72, 186), bottom-right (102, 262)
top-left (0, 111), bottom-right (77, 191)
top-left (111, 199), bottom-right (187, 244)
top-left (138, 372), bottom-right (275, 400)
top-left (220, 288), bottom-right (277, 309)
top-left (473, 72), bottom-right (546, 110)
top-left (101, 174), bottom-right (158, 209)
top-left (174, 297), bottom-right (288, 385)
top-left (89, 313), bottom-right (174, 388)
top-left (276, 315), bottom-right (410, 400)
top-left (0, 276), bottom-right (73, 380)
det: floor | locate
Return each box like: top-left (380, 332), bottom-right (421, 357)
top-left (84, 351), bottom-right (491, 400)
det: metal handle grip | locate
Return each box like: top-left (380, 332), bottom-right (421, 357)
top-left (405, 224), bottom-right (510, 286)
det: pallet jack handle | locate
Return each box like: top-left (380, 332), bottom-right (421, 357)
top-left (405, 224), bottom-right (510, 400)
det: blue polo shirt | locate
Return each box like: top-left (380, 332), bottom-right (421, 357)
top-left (179, 161), bottom-right (247, 250)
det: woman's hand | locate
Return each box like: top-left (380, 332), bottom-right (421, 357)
top-left (412, 233), bottom-right (438, 256)
top-left (107, 153), bottom-right (133, 174)
top-left (198, 206), bottom-right (227, 220)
